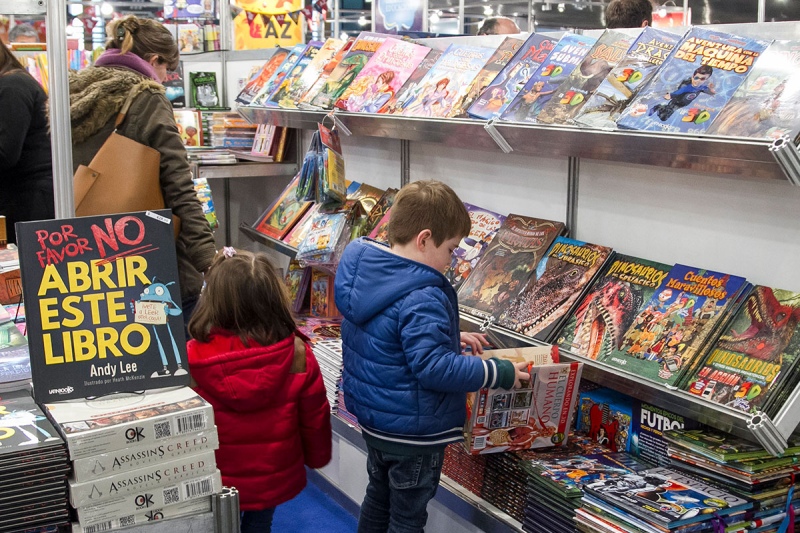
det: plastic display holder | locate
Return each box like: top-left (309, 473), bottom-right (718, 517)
top-left (325, 108), bottom-right (352, 137)
top-left (484, 119), bottom-right (513, 154)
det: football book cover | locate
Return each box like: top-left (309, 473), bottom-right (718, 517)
top-left (444, 203), bottom-right (506, 292)
top-left (525, 453), bottom-right (649, 497)
top-left (267, 40), bottom-right (323, 107)
top-left (278, 37), bottom-right (344, 109)
top-left (249, 43), bottom-right (306, 107)
top-left (616, 27), bottom-right (770, 134)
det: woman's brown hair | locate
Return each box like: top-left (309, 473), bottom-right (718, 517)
top-left (0, 43), bottom-right (27, 76)
top-left (188, 249), bottom-right (296, 346)
top-left (105, 15), bottom-right (180, 71)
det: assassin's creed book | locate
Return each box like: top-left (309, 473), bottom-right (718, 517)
top-left (444, 203), bottom-right (506, 292)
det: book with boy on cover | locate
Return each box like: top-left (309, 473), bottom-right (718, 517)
top-left (535, 30), bottom-right (636, 125)
top-left (457, 214), bottom-right (564, 321)
top-left (298, 38), bottom-right (355, 109)
top-left (500, 33), bottom-right (598, 124)
top-left (252, 174), bottom-right (313, 240)
top-left (249, 44), bottom-right (306, 107)
top-left (468, 33), bottom-right (559, 121)
top-left (616, 27), bottom-right (770, 134)
top-left (681, 285), bottom-right (800, 414)
top-left (498, 237), bottom-right (614, 342)
top-left (556, 254), bottom-right (672, 361)
top-left (279, 38), bottom-right (345, 109)
top-left (267, 41), bottom-right (323, 107)
top-left (399, 43), bottom-right (498, 119)
top-left (444, 204), bottom-right (506, 291)
top-left (707, 40), bottom-right (800, 140)
top-left (334, 38), bottom-right (430, 113)
top-left (380, 49), bottom-right (444, 115)
top-left (574, 27), bottom-right (683, 130)
top-left (603, 264), bottom-right (749, 388)
top-left (235, 48), bottom-right (289, 105)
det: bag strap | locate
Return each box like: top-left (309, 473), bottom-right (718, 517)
top-left (290, 335), bottom-right (307, 374)
top-left (113, 85), bottom-right (142, 130)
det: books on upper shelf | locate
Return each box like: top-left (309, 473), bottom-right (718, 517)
top-left (252, 174), bottom-right (313, 240)
top-left (178, 23), bottom-right (204, 54)
top-left (266, 41), bottom-right (324, 107)
top-left (279, 37), bottom-right (344, 109)
top-left (379, 48), bottom-right (443, 115)
top-left (235, 48), bottom-right (289, 105)
top-left (163, 62), bottom-right (185, 108)
top-left (443, 203), bottom-right (506, 292)
top-left (663, 428), bottom-right (800, 463)
top-left (616, 27), bottom-right (771, 134)
top-left (173, 109), bottom-right (204, 147)
top-left (250, 44), bottom-right (307, 107)
top-left (298, 38), bottom-right (356, 109)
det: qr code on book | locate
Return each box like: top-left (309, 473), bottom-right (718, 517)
top-left (120, 515), bottom-right (135, 527)
top-left (163, 486), bottom-right (180, 505)
top-left (154, 421), bottom-right (171, 439)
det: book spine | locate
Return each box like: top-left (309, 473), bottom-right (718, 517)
top-left (73, 496), bottom-right (213, 533)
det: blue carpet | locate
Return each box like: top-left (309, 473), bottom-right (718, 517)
top-left (272, 481), bottom-right (358, 532)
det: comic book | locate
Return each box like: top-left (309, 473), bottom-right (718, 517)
top-left (556, 254), bottom-right (672, 361)
top-left (309, 32), bottom-right (391, 110)
top-left (616, 27), bottom-right (770, 134)
top-left (252, 175), bottom-right (313, 240)
top-left (279, 38), bottom-right (344, 109)
top-left (298, 38), bottom-right (355, 109)
top-left (266, 41), bottom-right (323, 107)
top-left (235, 48), bottom-right (289, 105)
top-left (468, 33), bottom-right (559, 121)
top-left (525, 453), bottom-right (649, 498)
top-left (500, 33), bottom-right (598, 124)
top-left (456, 214), bottom-right (564, 321)
top-left (249, 44), bottom-right (306, 107)
top-left (707, 40), bottom-right (800, 140)
top-left (443, 203), bottom-right (506, 291)
top-left (536, 30), bottom-right (637, 125)
top-left (380, 48), bottom-right (444, 115)
top-left (399, 43), bottom-right (497, 119)
top-left (574, 27), bottom-right (683, 130)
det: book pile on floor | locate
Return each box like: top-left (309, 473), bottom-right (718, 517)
top-left (41, 386), bottom-right (222, 533)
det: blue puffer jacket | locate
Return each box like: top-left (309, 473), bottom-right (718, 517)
top-left (334, 238), bottom-right (509, 451)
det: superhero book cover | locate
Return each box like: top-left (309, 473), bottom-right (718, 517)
top-left (444, 203), bottom-right (506, 292)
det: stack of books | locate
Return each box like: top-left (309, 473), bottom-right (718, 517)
top-left (209, 112), bottom-right (258, 149)
top-left (442, 443), bottom-right (487, 498)
top-left (0, 305), bottom-right (30, 393)
top-left (296, 317), bottom-right (343, 415)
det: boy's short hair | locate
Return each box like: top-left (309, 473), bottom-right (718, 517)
top-left (388, 180), bottom-right (471, 247)
top-left (605, 0), bottom-right (653, 28)
top-left (694, 65), bottom-right (713, 77)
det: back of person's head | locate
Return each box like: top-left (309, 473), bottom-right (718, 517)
top-left (105, 15), bottom-right (180, 70)
top-left (388, 180), bottom-right (471, 247)
top-left (605, 0), bottom-right (653, 28)
top-left (188, 248), bottom-right (296, 346)
top-left (477, 16), bottom-right (521, 36)
top-left (9, 23), bottom-right (39, 43)
top-left (0, 42), bottom-right (26, 75)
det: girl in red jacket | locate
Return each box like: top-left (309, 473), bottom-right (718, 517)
top-left (187, 248), bottom-right (332, 533)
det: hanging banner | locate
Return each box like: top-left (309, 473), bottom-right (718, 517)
top-left (375, 0), bottom-right (427, 34)
top-left (275, 13), bottom-right (286, 26)
top-left (288, 10), bottom-right (301, 25)
top-left (232, 0), bottom-right (303, 50)
top-left (301, 6), bottom-right (314, 20)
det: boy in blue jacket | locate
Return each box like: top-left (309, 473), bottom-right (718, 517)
top-left (335, 180), bottom-right (529, 533)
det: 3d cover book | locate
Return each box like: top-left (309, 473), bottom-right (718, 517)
top-left (444, 203), bottom-right (506, 291)
top-left (616, 27), bottom-right (770, 134)
top-left (249, 44), bottom-right (307, 107)
top-left (468, 33), bottom-right (559, 120)
top-left (266, 40), bottom-right (323, 107)
top-left (235, 48), bottom-right (289, 105)
top-left (252, 175), bottom-right (313, 240)
top-left (298, 38), bottom-right (356, 109)
top-left (575, 27), bottom-right (683, 130)
top-left (576, 387), bottom-right (633, 453)
top-left (381, 48), bottom-right (444, 115)
top-left (707, 39), bottom-right (800, 140)
top-left (279, 37), bottom-right (344, 109)
top-left (500, 33), bottom-right (598, 124)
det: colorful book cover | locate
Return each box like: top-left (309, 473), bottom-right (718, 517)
top-left (527, 453), bottom-right (649, 497)
top-left (444, 203), bottom-right (506, 292)
top-left (189, 71), bottom-right (220, 109)
top-left (235, 48), bottom-right (289, 105)
top-left (498, 236), bottom-right (613, 341)
top-left (178, 23), bottom-right (204, 54)
top-left (577, 387), bottom-right (634, 453)
top-left (364, 188), bottom-right (398, 235)
top-left (456, 214), bottom-right (564, 320)
top-left (0, 391), bottom-right (63, 452)
top-left (252, 175), bottom-right (313, 240)
top-left (707, 40), bottom-right (800, 140)
top-left (282, 204), bottom-right (321, 249)
top-left (536, 30), bottom-right (637, 125)
top-left (310, 32), bottom-right (390, 110)
top-left (468, 33), bottom-right (560, 121)
top-left (279, 38), bottom-right (344, 109)
top-left (163, 62), bottom-right (185, 108)
top-left (285, 260), bottom-right (311, 314)
top-left (296, 212), bottom-right (348, 260)
top-left (500, 33), bottom-right (598, 124)
top-left (380, 48), bottom-right (444, 115)
top-left (249, 44), bottom-right (307, 107)
top-left (604, 264), bottom-right (749, 387)
top-left (682, 286), bottom-right (800, 414)
top-left (616, 27), bottom-right (770, 134)
top-left (334, 38), bottom-right (430, 113)
top-left (630, 400), bottom-right (701, 467)
top-left (368, 210), bottom-right (391, 244)
top-left (173, 109), bottom-right (203, 147)
top-left (663, 428), bottom-right (800, 463)
top-left (310, 269), bottom-right (338, 318)
top-left (267, 41), bottom-right (323, 107)
top-left (556, 254), bottom-right (672, 361)
top-left (575, 27), bottom-right (683, 130)
top-left (399, 43), bottom-right (498, 119)
top-left (298, 38), bottom-right (355, 109)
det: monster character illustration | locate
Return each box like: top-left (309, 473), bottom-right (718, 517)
top-left (132, 279), bottom-right (187, 378)
top-left (650, 65), bottom-right (716, 121)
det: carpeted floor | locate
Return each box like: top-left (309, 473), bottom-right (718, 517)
top-left (271, 481), bottom-right (358, 532)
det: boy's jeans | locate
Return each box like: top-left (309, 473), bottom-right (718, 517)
top-left (358, 444), bottom-right (444, 533)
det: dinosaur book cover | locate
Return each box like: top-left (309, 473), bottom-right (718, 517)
top-left (16, 210), bottom-right (190, 403)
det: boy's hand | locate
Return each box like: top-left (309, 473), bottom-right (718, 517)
top-left (460, 332), bottom-right (489, 355)
top-left (514, 362), bottom-right (531, 389)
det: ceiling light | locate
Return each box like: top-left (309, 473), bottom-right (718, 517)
top-left (358, 15), bottom-right (368, 26)
top-left (100, 2), bottom-right (114, 16)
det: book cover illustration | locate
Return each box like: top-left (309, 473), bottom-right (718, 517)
top-left (177, 23), bottom-right (203, 54)
top-left (527, 453), bottom-right (648, 496)
top-left (298, 38), bottom-right (355, 109)
top-left (577, 387), bottom-right (633, 453)
top-left (556, 254), bottom-right (671, 361)
top-left (296, 212), bottom-right (348, 262)
top-left (310, 32), bottom-right (390, 110)
top-left (310, 269), bottom-right (339, 318)
top-left (279, 37), bottom-right (344, 109)
top-left (631, 400), bottom-right (701, 467)
top-left (363, 188), bottom-right (398, 235)
top-left (163, 62), bottom-right (185, 108)
top-left (252, 175), bottom-right (313, 240)
top-left (0, 327), bottom-right (30, 390)
top-left (282, 204), bottom-right (321, 249)
top-left (616, 27), bottom-right (770, 134)
top-left (707, 40), bottom-right (800, 140)
top-left (682, 285), bottom-right (800, 413)
top-left (605, 264), bottom-right (748, 388)
top-left (249, 44), bottom-right (307, 107)
top-left (189, 71), bottom-right (220, 109)
top-left (235, 48), bottom-right (289, 105)
top-left (399, 43), bottom-right (497, 119)
top-left (468, 33), bottom-right (559, 121)
top-left (173, 109), bottom-right (203, 147)
top-left (498, 237), bottom-right (614, 342)
top-left (381, 49), bottom-right (444, 115)
top-left (574, 27), bottom-right (683, 130)
top-left (284, 260), bottom-right (311, 314)
top-left (663, 428), bottom-right (800, 463)
top-left (368, 210), bottom-right (391, 244)
top-left (267, 41), bottom-right (323, 107)
top-left (500, 33), bottom-right (598, 124)
top-left (457, 215), bottom-right (564, 320)
top-left (334, 38), bottom-right (430, 113)
top-left (0, 391), bottom-right (63, 453)
top-left (16, 211), bottom-right (190, 403)
top-left (444, 203), bottom-right (506, 291)
top-left (536, 30), bottom-right (636, 125)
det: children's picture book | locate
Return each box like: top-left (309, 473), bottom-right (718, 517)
top-left (279, 38), bottom-right (344, 109)
top-left (285, 260), bottom-right (311, 314)
top-left (249, 44), bottom-right (307, 107)
top-left (298, 38), bottom-right (355, 109)
top-left (309, 269), bottom-right (339, 318)
top-left (235, 48), bottom-right (289, 105)
top-left (456, 214), bottom-right (565, 320)
top-left (536, 30), bottom-right (636, 125)
top-left (253, 175), bottom-right (313, 240)
top-left (163, 62), bottom-right (186, 108)
top-left (368, 209), bottom-right (391, 244)
top-left (178, 23), bottom-right (204, 54)
top-left (282, 204), bottom-right (321, 249)
top-left (189, 71), bottom-right (220, 109)
top-left (556, 254), bottom-right (672, 361)
top-left (192, 176), bottom-right (218, 229)
top-left (498, 237), bottom-right (613, 342)
top-left (364, 188), bottom-right (398, 235)
top-left (399, 43), bottom-right (498, 119)
top-left (707, 39), bottom-right (800, 140)
top-left (468, 33), bottom-right (559, 121)
top-left (266, 41), bottom-right (323, 107)
top-left (296, 211), bottom-right (349, 263)
top-left (500, 33), bottom-right (598, 124)
top-left (335, 38), bottom-right (430, 113)
top-left (616, 27), bottom-right (770, 134)
top-left (310, 32), bottom-right (391, 110)
top-left (173, 109), bottom-right (204, 147)
top-left (574, 27), bottom-right (683, 130)
top-left (381, 49), bottom-right (444, 115)
top-left (444, 203), bottom-right (506, 291)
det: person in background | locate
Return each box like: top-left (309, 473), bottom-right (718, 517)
top-left (69, 15), bottom-right (216, 324)
top-left (335, 180), bottom-right (530, 533)
top-left (605, 0), bottom-right (653, 28)
top-left (477, 15), bottom-right (521, 35)
top-left (187, 247), bottom-right (332, 533)
top-left (0, 42), bottom-right (53, 244)
top-left (8, 23), bottom-right (40, 43)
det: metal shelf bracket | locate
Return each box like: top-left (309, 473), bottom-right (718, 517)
top-left (768, 136), bottom-right (800, 186)
top-left (484, 119), bottom-right (513, 154)
top-left (747, 412), bottom-right (788, 456)
top-left (325, 109), bottom-right (352, 137)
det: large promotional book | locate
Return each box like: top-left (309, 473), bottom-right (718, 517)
top-left (16, 210), bottom-right (190, 403)
top-left (616, 27), bottom-right (770, 134)
top-left (444, 203), bottom-right (506, 292)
